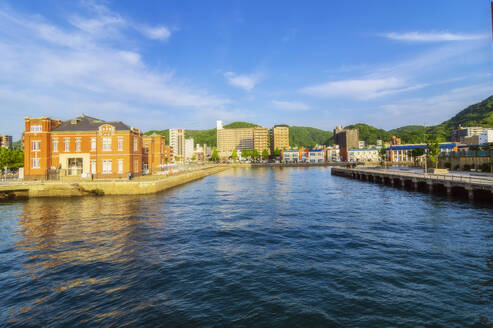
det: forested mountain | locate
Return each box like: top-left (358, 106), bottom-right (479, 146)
top-left (144, 95), bottom-right (493, 147)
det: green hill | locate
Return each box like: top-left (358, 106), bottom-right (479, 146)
top-left (144, 95), bottom-right (493, 148)
top-left (289, 126), bottom-right (332, 148)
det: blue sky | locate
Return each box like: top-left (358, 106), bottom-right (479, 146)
top-left (1, 0), bottom-right (492, 139)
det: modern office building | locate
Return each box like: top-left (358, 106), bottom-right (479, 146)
top-left (0, 134), bottom-right (13, 149)
top-left (270, 125), bottom-right (289, 152)
top-left (23, 115), bottom-right (167, 180)
top-left (333, 125), bottom-right (359, 161)
top-left (253, 127), bottom-right (269, 153)
top-left (169, 129), bottom-right (185, 160)
top-left (451, 126), bottom-right (486, 143)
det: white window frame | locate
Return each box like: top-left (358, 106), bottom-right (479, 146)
top-left (91, 160), bottom-right (96, 174)
top-left (102, 160), bottom-right (112, 174)
top-left (64, 138), bottom-right (70, 152)
top-left (102, 137), bottom-right (112, 151)
top-left (118, 159), bottom-right (123, 174)
top-left (91, 138), bottom-right (96, 152)
top-left (30, 125), bottom-right (42, 132)
top-left (53, 139), bottom-right (58, 152)
top-left (118, 136), bottom-right (123, 151)
top-left (75, 138), bottom-right (81, 152)
top-left (32, 158), bottom-right (40, 169)
top-left (32, 140), bottom-right (40, 152)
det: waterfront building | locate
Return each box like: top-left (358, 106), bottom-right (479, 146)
top-left (185, 138), bottom-right (195, 160)
top-left (216, 123), bottom-right (254, 157)
top-left (451, 126), bottom-right (486, 143)
top-left (348, 148), bottom-right (380, 162)
top-left (387, 143), bottom-right (459, 162)
top-left (308, 149), bottom-right (326, 163)
top-left (479, 129), bottom-right (493, 145)
top-left (142, 134), bottom-right (168, 173)
top-left (23, 115), bottom-right (166, 180)
top-left (333, 125), bottom-right (359, 161)
top-left (0, 134), bottom-right (13, 149)
top-left (326, 145), bottom-right (340, 162)
top-left (281, 148), bottom-right (309, 163)
top-left (253, 127), bottom-right (270, 154)
top-left (358, 140), bottom-right (365, 149)
top-left (270, 125), bottom-right (290, 153)
top-left (169, 129), bottom-right (185, 160)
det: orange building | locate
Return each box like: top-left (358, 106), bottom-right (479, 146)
top-left (24, 115), bottom-right (167, 180)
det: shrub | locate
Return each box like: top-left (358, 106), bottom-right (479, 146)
top-left (463, 164), bottom-right (472, 171)
top-left (479, 163), bottom-right (492, 172)
top-left (444, 162), bottom-right (451, 169)
top-left (454, 165), bottom-right (460, 171)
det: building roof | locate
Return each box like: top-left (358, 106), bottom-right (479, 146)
top-left (52, 115), bottom-right (132, 132)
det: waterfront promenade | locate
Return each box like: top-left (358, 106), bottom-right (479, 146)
top-left (0, 166), bottom-right (229, 199)
top-left (332, 167), bottom-right (493, 200)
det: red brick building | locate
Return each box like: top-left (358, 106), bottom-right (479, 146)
top-left (24, 115), bottom-right (168, 180)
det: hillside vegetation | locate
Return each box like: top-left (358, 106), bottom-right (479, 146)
top-left (144, 95), bottom-right (493, 147)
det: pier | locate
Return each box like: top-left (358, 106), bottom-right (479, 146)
top-left (331, 167), bottom-right (493, 201)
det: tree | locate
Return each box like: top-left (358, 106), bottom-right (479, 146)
top-left (426, 137), bottom-right (441, 169)
top-left (262, 149), bottom-right (269, 160)
top-left (231, 149), bottom-right (238, 160)
top-left (241, 149), bottom-right (249, 159)
top-left (211, 148), bottom-right (219, 162)
top-left (409, 148), bottom-right (425, 165)
top-left (252, 149), bottom-right (260, 160)
top-left (378, 145), bottom-right (387, 167)
top-left (0, 148), bottom-right (24, 171)
top-left (273, 148), bottom-right (281, 157)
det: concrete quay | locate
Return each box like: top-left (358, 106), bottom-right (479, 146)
top-left (0, 166), bottom-right (229, 199)
top-left (331, 167), bottom-right (493, 201)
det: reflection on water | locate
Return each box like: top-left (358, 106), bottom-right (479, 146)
top-left (0, 167), bottom-right (492, 327)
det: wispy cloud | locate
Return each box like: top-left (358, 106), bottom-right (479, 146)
top-left (138, 26), bottom-right (171, 40)
top-left (0, 4), bottom-right (228, 135)
top-left (272, 100), bottom-right (309, 111)
top-left (224, 72), bottom-right (262, 91)
top-left (381, 31), bottom-right (487, 42)
top-left (300, 77), bottom-right (425, 100)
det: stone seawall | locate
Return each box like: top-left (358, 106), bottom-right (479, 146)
top-left (0, 166), bottom-right (230, 199)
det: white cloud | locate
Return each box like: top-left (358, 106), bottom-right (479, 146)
top-left (224, 72), bottom-right (261, 91)
top-left (381, 31), bottom-right (487, 42)
top-left (139, 26), bottom-right (171, 40)
top-left (272, 100), bottom-right (309, 111)
top-left (300, 77), bottom-right (424, 100)
top-left (0, 5), bottom-right (228, 136)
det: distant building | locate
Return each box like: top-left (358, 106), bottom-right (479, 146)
top-left (169, 129), bottom-right (185, 160)
top-left (388, 143), bottom-right (459, 162)
top-left (217, 126), bottom-right (254, 157)
top-left (270, 125), bottom-right (290, 152)
top-left (464, 135), bottom-right (480, 146)
top-left (326, 145), bottom-right (340, 162)
top-left (185, 138), bottom-right (194, 160)
top-left (281, 148), bottom-right (308, 163)
top-left (479, 129), bottom-right (493, 145)
top-left (348, 148), bottom-right (379, 163)
top-left (333, 125), bottom-right (359, 161)
top-left (376, 140), bottom-right (383, 148)
top-left (253, 127), bottom-right (270, 153)
top-left (358, 140), bottom-right (365, 149)
top-left (308, 149), bottom-right (325, 163)
top-left (0, 134), bottom-right (12, 149)
top-left (390, 136), bottom-right (401, 145)
top-left (451, 126), bottom-right (486, 144)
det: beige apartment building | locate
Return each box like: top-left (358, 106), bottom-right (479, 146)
top-left (253, 127), bottom-right (269, 153)
top-left (217, 127), bottom-right (254, 156)
top-left (270, 125), bottom-right (290, 152)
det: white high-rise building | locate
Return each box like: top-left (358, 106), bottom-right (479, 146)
top-left (479, 129), bottom-right (493, 145)
top-left (169, 129), bottom-right (185, 160)
top-left (216, 120), bottom-right (223, 130)
top-left (185, 138), bottom-right (195, 160)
